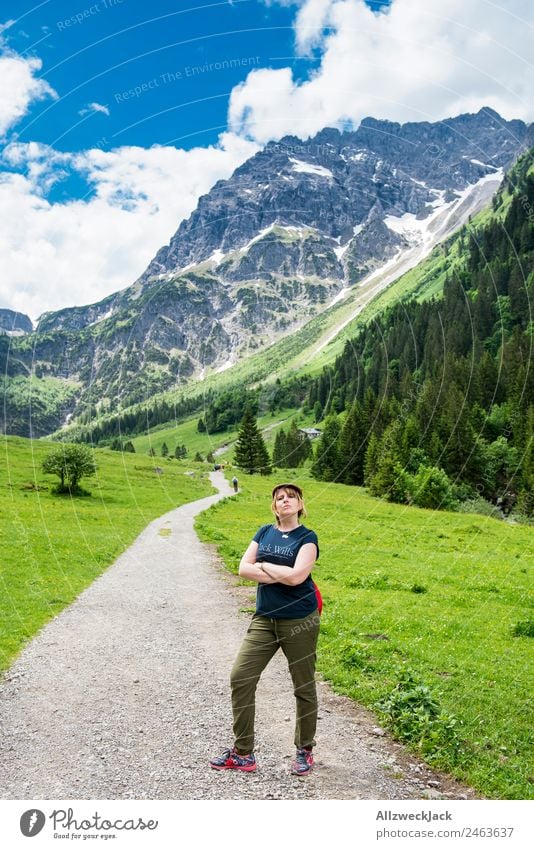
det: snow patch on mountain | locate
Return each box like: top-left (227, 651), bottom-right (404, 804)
top-left (329, 286), bottom-right (349, 306)
top-left (87, 307), bottom-right (114, 327)
top-left (289, 158), bottom-right (334, 178)
top-left (209, 249), bottom-right (226, 265)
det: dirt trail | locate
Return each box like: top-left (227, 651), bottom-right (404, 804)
top-left (0, 472), bottom-right (476, 800)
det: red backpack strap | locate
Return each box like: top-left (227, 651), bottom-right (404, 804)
top-left (312, 580), bottom-right (323, 615)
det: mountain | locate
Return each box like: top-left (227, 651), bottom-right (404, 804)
top-left (306, 145), bottom-right (534, 514)
top-left (1, 109), bottom-right (531, 436)
top-left (0, 309), bottom-right (33, 336)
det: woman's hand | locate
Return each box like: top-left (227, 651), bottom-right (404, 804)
top-left (259, 543), bottom-right (317, 586)
top-left (238, 541), bottom-right (277, 584)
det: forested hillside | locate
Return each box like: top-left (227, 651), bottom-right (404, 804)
top-left (309, 151), bottom-right (533, 515)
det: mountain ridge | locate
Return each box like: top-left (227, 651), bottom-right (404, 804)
top-left (1, 109), bottom-right (531, 436)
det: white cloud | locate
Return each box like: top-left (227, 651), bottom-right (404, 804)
top-left (0, 50), bottom-right (57, 135)
top-left (0, 134), bottom-right (258, 321)
top-left (294, 0), bottom-right (334, 51)
top-left (0, 38), bottom-right (257, 320)
top-left (230, 0), bottom-right (534, 143)
top-left (0, 20), bottom-right (15, 35)
top-left (79, 102), bottom-right (110, 117)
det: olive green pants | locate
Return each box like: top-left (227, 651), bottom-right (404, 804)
top-left (230, 612), bottom-right (320, 755)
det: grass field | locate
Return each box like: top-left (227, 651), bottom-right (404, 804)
top-left (0, 436), bottom-right (213, 674)
top-left (195, 471), bottom-right (534, 799)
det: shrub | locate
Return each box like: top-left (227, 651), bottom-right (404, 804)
top-left (377, 668), bottom-right (461, 760)
top-left (410, 465), bottom-right (456, 510)
top-left (456, 497), bottom-right (502, 518)
top-left (512, 619), bottom-right (534, 637)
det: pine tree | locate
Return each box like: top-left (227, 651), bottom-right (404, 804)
top-left (311, 415), bottom-right (342, 481)
top-left (286, 421), bottom-right (301, 466)
top-left (273, 429), bottom-right (287, 467)
top-left (161, 442), bottom-right (169, 457)
top-left (364, 432), bottom-right (380, 485)
top-left (340, 399), bottom-right (366, 485)
top-left (234, 406), bottom-right (272, 475)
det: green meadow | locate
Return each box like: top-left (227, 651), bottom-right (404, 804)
top-left (2, 434), bottom-right (532, 798)
top-left (0, 436), bottom-right (212, 674)
top-left (195, 472), bottom-right (534, 799)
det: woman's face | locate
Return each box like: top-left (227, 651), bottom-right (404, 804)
top-left (274, 488), bottom-right (302, 519)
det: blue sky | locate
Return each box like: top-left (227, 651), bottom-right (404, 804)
top-left (3, 0), bottom-right (388, 163)
top-left (0, 0), bottom-right (531, 320)
top-left (4, 0), bottom-right (300, 154)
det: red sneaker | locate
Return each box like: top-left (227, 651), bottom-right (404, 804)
top-left (209, 747), bottom-right (257, 772)
top-left (290, 746), bottom-right (314, 775)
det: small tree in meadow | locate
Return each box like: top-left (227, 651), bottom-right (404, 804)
top-left (42, 444), bottom-right (97, 494)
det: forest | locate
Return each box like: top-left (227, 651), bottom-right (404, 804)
top-left (307, 158), bottom-right (533, 514)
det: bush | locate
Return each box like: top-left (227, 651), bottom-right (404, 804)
top-left (410, 465), bottom-right (456, 510)
top-left (512, 619), bottom-right (534, 637)
top-left (456, 497), bottom-right (502, 518)
top-left (377, 668), bottom-right (461, 760)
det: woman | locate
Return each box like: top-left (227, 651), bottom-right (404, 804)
top-left (210, 482), bottom-right (320, 776)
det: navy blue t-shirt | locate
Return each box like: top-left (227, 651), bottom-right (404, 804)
top-left (252, 523), bottom-right (319, 619)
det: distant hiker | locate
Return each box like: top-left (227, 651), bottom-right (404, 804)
top-left (210, 483), bottom-right (320, 776)
top-left (232, 475), bottom-right (238, 493)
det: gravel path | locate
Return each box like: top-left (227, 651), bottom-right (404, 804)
top-left (0, 472), bottom-right (476, 800)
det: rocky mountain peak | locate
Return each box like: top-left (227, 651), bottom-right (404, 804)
top-left (7, 109), bottom-right (530, 434)
top-left (0, 309), bottom-right (33, 336)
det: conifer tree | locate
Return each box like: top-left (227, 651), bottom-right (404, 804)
top-left (311, 415), bottom-right (342, 481)
top-left (234, 406), bottom-right (272, 475)
top-left (340, 399), bottom-right (366, 485)
top-left (273, 429), bottom-right (287, 467)
top-left (364, 432), bottom-right (380, 485)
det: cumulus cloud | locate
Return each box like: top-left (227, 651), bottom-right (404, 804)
top-left (294, 0), bottom-right (334, 51)
top-left (0, 49), bottom-right (57, 136)
top-left (230, 0), bottom-right (534, 143)
top-left (0, 36), bottom-right (257, 320)
top-left (0, 133), bottom-right (258, 320)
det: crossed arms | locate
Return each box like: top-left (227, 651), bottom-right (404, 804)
top-left (238, 540), bottom-right (317, 587)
